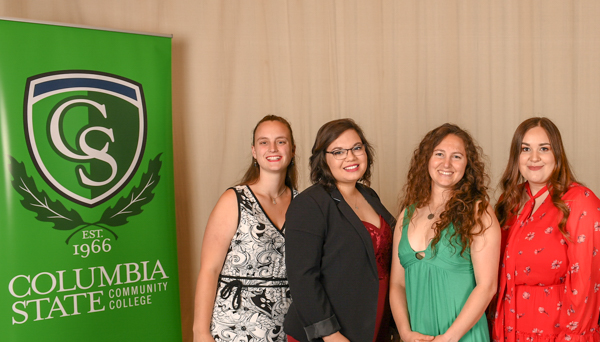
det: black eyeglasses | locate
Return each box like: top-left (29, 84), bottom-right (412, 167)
top-left (325, 144), bottom-right (365, 160)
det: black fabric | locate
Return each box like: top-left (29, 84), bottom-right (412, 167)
top-left (284, 183), bottom-right (396, 342)
top-left (304, 315), bottom-right (341, 341)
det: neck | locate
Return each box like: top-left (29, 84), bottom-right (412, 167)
top-left (253, 171), bottom-right (287, 197)
top-left (336, 181), bottom-right (359, 198)
top-left (429, 185), bottom-right (452, 208)
top-left (528, 182), bottom-right (547, 196)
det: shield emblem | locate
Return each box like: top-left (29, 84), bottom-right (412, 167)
top-left (24, 71), bottom-right (147, 207)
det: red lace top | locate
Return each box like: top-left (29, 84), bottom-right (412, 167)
top-left (363, 215), bottom-right (393, 342)
top-left (363, 215), bottom-right (393, 279)
top-left (492, 182), bottom-right (600, 342)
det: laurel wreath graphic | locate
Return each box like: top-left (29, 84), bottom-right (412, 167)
top-left (9, 153), bottom-right (162, 244)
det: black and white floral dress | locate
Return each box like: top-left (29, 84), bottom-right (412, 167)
top-left (211, 185), bottom-right (296, 342)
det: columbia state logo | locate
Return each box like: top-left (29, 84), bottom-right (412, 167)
top-left (9, 70), bottom-right (161, 244)
top-left (24, 70), bottom-right (147, 207)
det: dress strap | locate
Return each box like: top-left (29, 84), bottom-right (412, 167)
top-left (517, 182), bottom-right (548, 227)
top-left (402, 205), bottom-right (415, 229)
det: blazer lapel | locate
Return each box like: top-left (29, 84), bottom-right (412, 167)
top-left (358, 185), bottom-right (396, 231)
top-left (330, 187), bottom-right (379, 279)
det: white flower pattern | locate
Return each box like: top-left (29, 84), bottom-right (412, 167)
top-left (210, 186), bottom-right (296, 342)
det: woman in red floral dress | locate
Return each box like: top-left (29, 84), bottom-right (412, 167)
top-left (492, 117), bottom-right (600, 342)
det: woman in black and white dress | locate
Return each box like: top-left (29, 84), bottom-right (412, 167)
top-left (193, 115), bottom-right (298, 342)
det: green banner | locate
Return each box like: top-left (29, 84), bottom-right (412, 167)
top-left (0, 19), bottom-right (181, 341)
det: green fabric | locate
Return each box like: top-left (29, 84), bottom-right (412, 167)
top-left (398, 206), bottom-right (489, 341)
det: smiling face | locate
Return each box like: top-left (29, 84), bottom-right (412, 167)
top-left (325, 129), bottom-right (367, 186)
top-left (251, 120), bottom-right (294, 173)
top-left (428, 134), bottom-right (467, 191)
top-left (518, 126), bottom-right (556, 193)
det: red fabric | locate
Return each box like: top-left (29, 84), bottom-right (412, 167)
top-left (287, 335), bottom-right (300, 342)
top-left (363, 216), bottom-right (393, 342)
top-left (492, 183), bottom-right (600, 342)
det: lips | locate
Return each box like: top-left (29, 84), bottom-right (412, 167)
top-left (528, 166), bottom-right (543, 171)
top-left (438, 170), bottom-right (453, 176)
top-left (266, 156), bottom-right (282, 162)
top-left (344, 164), bottom-right (359, 172)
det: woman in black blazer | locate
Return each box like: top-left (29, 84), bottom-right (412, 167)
top-left (284, 119), bottom-right (396, 342)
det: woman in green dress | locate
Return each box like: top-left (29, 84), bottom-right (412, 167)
top-left (389, 123), bottom-right (501, 342)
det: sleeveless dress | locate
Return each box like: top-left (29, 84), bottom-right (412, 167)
top-left (363, 216), bottom-right (393, 342)
top-left (211, 185), bottom-right (297, 342)
top-left (398, 206), bottom-right (489, 341)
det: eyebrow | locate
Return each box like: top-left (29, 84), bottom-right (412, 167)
top-left (256, 136), bottom-right (288, 141)
top-left (521, 142), bottom-right (551, 146)
top-left (330, 142), bottom-right (362, 150)
top-left (434, 149), bottom-right (464, 155)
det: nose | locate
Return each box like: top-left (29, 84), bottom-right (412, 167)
top-left (531, 150), bottom-right (540, 162)
top-left (443, 156), bottom-right (452, 168)
top-left (269, 142), bottom-right (278, 152)
top-left (345, 149), bottom-right (357, 161)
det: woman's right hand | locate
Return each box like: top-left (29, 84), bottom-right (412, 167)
top-left (400, 330), bottom-right (435, 342)
top-left (322, 332), bottom-right (350, 342)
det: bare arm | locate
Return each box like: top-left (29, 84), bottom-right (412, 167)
top-left (389, 211), bottom-right (434, 342)
top-left (433, 204), bottom-right (501, 342)
top-left (193, 189), bottom-right (239, 342)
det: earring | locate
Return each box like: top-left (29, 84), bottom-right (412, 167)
top-left (254, 159), bottom-right (258, 167)
top-left (291, 159), bottom-right (294, 166)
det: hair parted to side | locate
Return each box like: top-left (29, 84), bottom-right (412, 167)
top-left (495, 117), bottom-right (577, 237)
top-left (309, 118), bottom-right (374, 191)
top-left (399, 123), bottom-right (491, 256)
top-left (239, 115), bottom-right (298, 190)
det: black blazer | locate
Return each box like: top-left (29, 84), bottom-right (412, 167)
top-left (284, 183), bottom-right (396, 342)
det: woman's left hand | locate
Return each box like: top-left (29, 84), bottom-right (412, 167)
top-left (431, 334), bottom-right (456, 342)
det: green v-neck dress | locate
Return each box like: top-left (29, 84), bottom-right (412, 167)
top-left (398, 206), bottom-right (489, 341)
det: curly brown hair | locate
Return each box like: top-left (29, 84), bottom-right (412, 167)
top-left (309, 118), bottom-right (375, 191)
top-left (495, 117), bottom-right (577, 238)
top-left (399, 123), bottom-right (491, 256)
top-left (239, 115), bottom-right (298, 190)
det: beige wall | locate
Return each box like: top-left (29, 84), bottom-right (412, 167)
top-left (2, 1), bottom-right (600, 341)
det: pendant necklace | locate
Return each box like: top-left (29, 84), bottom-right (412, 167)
top-left (352, 194), bottom-right (359, 210)
top-left (270, 187), bottom-right (286, 205)
top-left (427, 202), bottom-right (441, 220)
top-left (344, 193), bottom-right (359, 210)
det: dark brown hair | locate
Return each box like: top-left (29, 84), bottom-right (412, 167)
top-left (495, 117), bottom-right (577, 237)
top-left (400, 123), bottom-right (491, 256)
top-left (239, 115), bottom-right (298, 190)
top-left (309, 118), bottom-right (374, 191)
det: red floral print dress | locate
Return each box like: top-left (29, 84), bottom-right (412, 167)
top-left (492, 182), bottom-right (600, 342)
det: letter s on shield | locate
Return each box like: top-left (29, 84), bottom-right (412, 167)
top-left (24, 71), bottom-right (147, 207)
